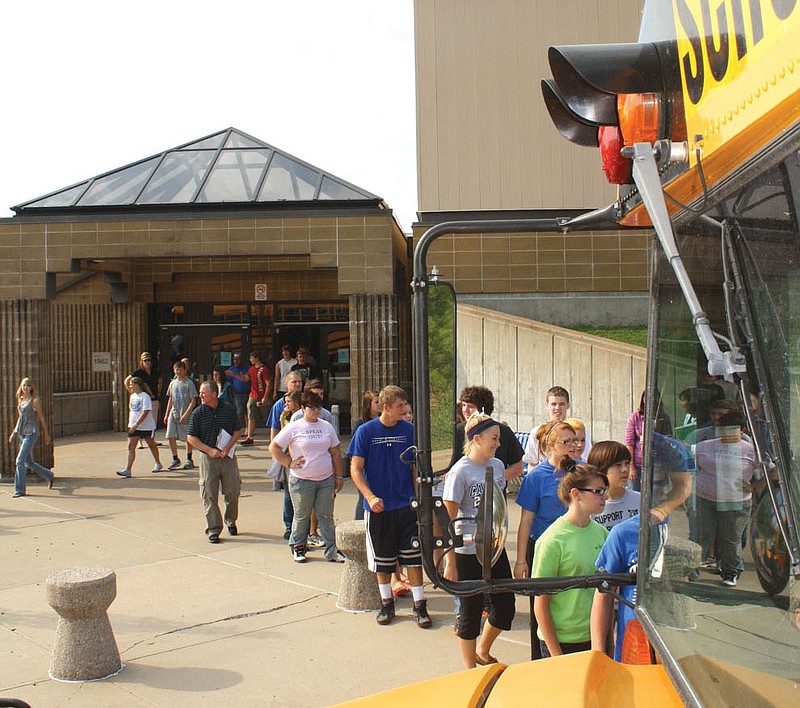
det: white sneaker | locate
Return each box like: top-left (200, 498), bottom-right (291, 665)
top-left (307, 534), bottom-right (325, 548)
top-left (292, 546), bottom-right (307, 563)
top-left (329, 551), bottom-right (346, 563)
top-left (722, 575), bottom-right (737, 587)
top-left (183, 459), bottom-right (196, 470)
top-left (152, 462), bottom-right (163, 473)
top-left (167, 459), bottom-right (182, 470)
top-left (116, 469), bottom-right (131, 478)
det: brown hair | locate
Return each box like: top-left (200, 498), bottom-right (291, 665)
top-left (536, 420), bottom-right (576, 457)
top-left (304, 378), bottom-right (323, 392)
top-left (15, 377), bottom-right (35, 401)
top-left (360, 390), bottom-right (380, 422)
top-left (546, 386), bottom-right (570, 402)
top-left (379, 385), bottom-right (407, 408)
top-left (129, 376), bottom-right (153, 398)
top-left (459, 386), bottom-right (494, 415)
top-left (587, 441), bottom-right (631, 474)
top-left (555, 456), bottom-right (608, 505)
top-left (301, 390), bottom-right (324, 409)
top-left (284, 391), bottom-right (302, 409)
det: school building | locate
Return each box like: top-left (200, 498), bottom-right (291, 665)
top-left (0, 128), bottom-right (410, 471)
top-left (412, 0), bottom-right (651, 326)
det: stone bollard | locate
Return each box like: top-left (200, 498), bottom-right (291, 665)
top-left (335, 520), bottom-right (381, 612)
top-left (46, 566), bottom-right (122, 681)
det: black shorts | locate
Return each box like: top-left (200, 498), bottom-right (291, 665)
top-left (128, 429), bottom-right (154, 439)
top-left (455, 550), bottom-right (515, 640)
top-left (365, 506), bottom-right (421, 574)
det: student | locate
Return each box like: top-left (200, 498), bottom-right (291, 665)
top-left (241, 350), bottom-right (271, 446)
top-left (163, 360), bottom-right (198, 470)
top-left (694, 411), bottom-right (757, 586)
top-left (531, 458), bottom-right (608, 657)
top-left (348, 385), bottom-right (431, 629)
top-left (117, 377), bottom-right (161, 478)
top-left (564, 417), bottom-right (590, 461)
top-left (514, 420), bottom-right (580, 578)
top-left (9, 377), bottom-right (55, 497)
top-left (442, 414), bottom-right (515, 668)
top-left (587, 441), bottom-right (640, 531)
top-left (523, 386), bottom-right (592, 467)
top-left (273, 344), bottom-right (298, 400)
top-left (591, 514), bottom-right (639, 661)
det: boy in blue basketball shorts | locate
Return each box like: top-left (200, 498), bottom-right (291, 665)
top-left (348, 385), bottom-right (432, 628)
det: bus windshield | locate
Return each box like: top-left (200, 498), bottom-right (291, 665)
top-left (641, 155), bottom-right (800, 705)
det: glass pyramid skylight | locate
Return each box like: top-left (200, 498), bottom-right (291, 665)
top-left (14, 128), bottom-right (380, 211)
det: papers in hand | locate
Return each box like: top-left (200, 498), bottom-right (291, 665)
top-left (216, 428), bottom-right (236, 459)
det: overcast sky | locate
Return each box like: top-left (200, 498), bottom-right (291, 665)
top-left (0, 1), bottom-right (418, 231)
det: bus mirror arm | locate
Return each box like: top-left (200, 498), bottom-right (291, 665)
top-left (628, 142), bottom-right (747, 378)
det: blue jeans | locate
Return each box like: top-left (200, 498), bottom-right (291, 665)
top-left (283, 486), bottom-right (294, 533)
top-left (233, 393), bottom-right (248, 430)
top-left (288, 475), bottom-right (337, 559)
top-left (15, 433), bottom-right (54, 495)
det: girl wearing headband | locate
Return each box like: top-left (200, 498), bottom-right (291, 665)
top-left (442, 413), bottom-right (515, 668)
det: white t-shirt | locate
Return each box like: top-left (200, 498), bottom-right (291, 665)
top-left (272, 417), bottom-right (340, 482)
top-left (129, 391), bottom-right (155, 431)
top-left (276, 358), bottom-right (298, 392)
top-left (523, 423), bottom-right (593, 467)
top-left (591, 488), bottom-right (640, 531)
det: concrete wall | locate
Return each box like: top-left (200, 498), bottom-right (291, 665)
top-left (52, 391), bottom-right (112, 437)
top-left (457, 304), bottom-right (646, 440)
top-left (459, 292), bottom-right (649, 327)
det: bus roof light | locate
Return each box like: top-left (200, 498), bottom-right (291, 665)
top-left (599, 126), bottom-right (632, 184)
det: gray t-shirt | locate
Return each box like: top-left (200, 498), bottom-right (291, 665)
top-left (167, 377), bottom-right (197, 418)
top-left (442, 455), bottom-right (506, 555)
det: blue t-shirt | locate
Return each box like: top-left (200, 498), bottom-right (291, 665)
top-left (227, 365), bottom-right (251, 395)
top-left (515, 460), bottom-right (566, 540)
top-left (595, 515), bottom-right (639, 661)
top-left (266, 398), bottom-right (286, 431)
top-left (347, 417), bottom-right (415, 511)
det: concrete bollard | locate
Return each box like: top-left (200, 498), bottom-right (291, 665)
top-left (335, 520), bottom-right (381, 612)
top-left (46, 566), bottom-right (122, 681)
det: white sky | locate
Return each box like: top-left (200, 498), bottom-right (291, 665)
top-left (0, 1), bottom-right (418, 231)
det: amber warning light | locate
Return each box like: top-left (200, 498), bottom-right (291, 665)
top-left (542, 42), bottom-right (684, 185)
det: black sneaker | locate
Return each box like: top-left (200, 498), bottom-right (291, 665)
top-left (227, 523), bottom-right (238, 536)
top-left (376, 599), bottom-right (395, 625)
top-left (413, 599), bottom-right (432, 628)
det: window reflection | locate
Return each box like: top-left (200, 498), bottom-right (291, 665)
top-left (642, 161), bottom-right (800, 704)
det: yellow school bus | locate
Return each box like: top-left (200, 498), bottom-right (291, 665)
top-left (334, 1), bottom-right (800, 705)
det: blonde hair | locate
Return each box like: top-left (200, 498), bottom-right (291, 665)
top-left (462, 413), bottom-right (495, 455)
top-left (564, 417), bottom-right (585, 433)
top-left (16, 377), bottom-right (34, 401)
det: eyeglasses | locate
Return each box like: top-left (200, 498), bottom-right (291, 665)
top-left (578, 487), bottom-right (608, 497)
top-left (557, 439), bottom-right (579, 446)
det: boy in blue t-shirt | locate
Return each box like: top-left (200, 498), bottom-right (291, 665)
top-left (591, 515), bottom-right (639, 661)
top-left (347, 385), bottom-right (431, 629)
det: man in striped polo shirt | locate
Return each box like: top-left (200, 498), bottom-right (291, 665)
top-left (187, 381), bottom-right (243, 544)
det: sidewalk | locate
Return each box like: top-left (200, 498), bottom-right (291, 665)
top-left (0, 432), bottom-right (532, 707)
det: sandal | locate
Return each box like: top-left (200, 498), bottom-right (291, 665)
top-left (475, 654), bottom-right (498, 666)
top-left (392, 583), bottom-right (411, 597)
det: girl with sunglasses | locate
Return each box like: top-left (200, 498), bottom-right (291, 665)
top-left (531, 458), bottom-right (609, 657)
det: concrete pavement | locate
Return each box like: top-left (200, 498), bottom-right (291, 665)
top-left (0, 432), bottom-right (532, 707)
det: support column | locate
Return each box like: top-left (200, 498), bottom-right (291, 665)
top-left (0, 299), bottom-right (54, 474)
top-left (349, 294), bottom-right (400, 415)
top-left (110, 302), bottom-right (148, 432)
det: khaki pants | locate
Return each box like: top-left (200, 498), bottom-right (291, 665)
top-left (198, 453), bottom-right (241, 536)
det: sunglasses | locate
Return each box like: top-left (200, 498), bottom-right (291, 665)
top-left (578, 487), bottom-right (608, 497)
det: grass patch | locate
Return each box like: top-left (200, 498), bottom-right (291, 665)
top-left (573, 325), bottom-right (647, 348)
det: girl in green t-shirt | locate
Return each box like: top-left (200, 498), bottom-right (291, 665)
top-left (532, 457), bottom-right (609, 658)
